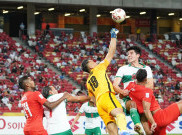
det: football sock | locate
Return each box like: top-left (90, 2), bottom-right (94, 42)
top-left (130, 108), bottom-right (141, 125)
top-left (116, 113), bottom-right (127, 131)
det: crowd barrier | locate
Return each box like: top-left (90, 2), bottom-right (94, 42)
top-left (0, 116), bottom-right (182, 134)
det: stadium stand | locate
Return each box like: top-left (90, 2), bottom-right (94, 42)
top-left (143, 39), bottom-right (182, 71)
top-left (0, 32), bottom-right (76, 113)
top-left (0, 29), bottom-right (181, 115)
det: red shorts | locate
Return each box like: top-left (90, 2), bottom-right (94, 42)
top-left (24, 130), bottom-right (48, 135)
top-left (152, 103), bottom-right (180, 135)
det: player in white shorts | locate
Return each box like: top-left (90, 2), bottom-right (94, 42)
top-left (113, 46), bottom-right (154, 135)
top-left (42, 86), bottom-right (90, 135)
top-left (71, 100), bottom-right (101, 135)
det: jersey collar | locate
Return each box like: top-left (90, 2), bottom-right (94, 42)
top-left (128, 63), bottom-right (146, 68)
top-left (88, 101), bottom-right (94, 107)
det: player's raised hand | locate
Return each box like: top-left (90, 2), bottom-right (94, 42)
top-left (151, 122), bottom-right (157, 132)
top-left (110, 28), bottom-right (119, 38)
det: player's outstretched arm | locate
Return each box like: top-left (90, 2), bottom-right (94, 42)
top-left (113, 77), bottom-right (128, 96)
top-left (142, 101), bottom-right (157, 132)
top-left (71, 112), bottom-right (82, 128)
top-left (67, 94), bottom-right (91, 102)
top-left (105, 28), bottom-right (118, 63)
top-left (43, 92), bottom-right (69, 110)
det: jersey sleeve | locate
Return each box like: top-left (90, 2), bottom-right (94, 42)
top-left (115, 66), bottom-right (124, 79)
top-left (79, 103), bottom-right (85, 113)
top-left (142, 90), bottom-right (153, 103)
top-left (146, 66), bottom-right (153, 78)
top-left (35, 91), bottom-right (47, 105)
top-left (96, 59), bottom-right (110, 70)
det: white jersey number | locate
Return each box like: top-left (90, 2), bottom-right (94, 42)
top-left (22, 102), bottom-right (32, 118)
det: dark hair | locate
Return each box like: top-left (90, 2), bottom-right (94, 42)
top-left (127, 46), bottom-right (141, 56)
top-left (136, 69), bottom-right (147, 82)
top-left (19, 76), bottom-right (29, 90)
top-left (42, 86), bottom-right (51, 99)
top-left (81, 59), bottom-right (89, 73)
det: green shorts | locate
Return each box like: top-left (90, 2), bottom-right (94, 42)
top-left (85, 127), bottom-right (101, 135)
top-left (122, 96), bottom-right (131, 116)
top-left (52, 129), bottom-right (73, 135)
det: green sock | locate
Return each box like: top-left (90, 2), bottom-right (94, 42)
top-left (130, 108), bottom-right (141, 125)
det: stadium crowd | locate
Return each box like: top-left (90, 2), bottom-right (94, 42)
top-left (0, 30), bottom-right (181, 113)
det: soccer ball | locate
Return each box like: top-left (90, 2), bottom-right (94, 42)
top-left (112, 8), bottom-right (126, 23)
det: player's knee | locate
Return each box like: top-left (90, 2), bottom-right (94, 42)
top-left (130, 101), bottom-right (137, 109)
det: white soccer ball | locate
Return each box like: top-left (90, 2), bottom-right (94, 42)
top-left (112, 8), bottom-right (126, 23)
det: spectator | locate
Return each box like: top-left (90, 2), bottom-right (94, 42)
top-left (46, 23), bottom-right (50, 34)
top-left (2, 95), bottom-right (12, 110)
top-left (20, 22), bottom-right (25, 31)
top-left (75, 66), bottom-right (81, 72)
top-left (175, 81), bottom-right (180, 90)
top-left (167, 76), bottom-right (172, 82)
top-left (136, 27), bottom-right (141, 41)
top-left (72, 56), bottom-right (78, 64)
top-left (12, 66), bottom-right (17, 73)
top-left (111, 59), bottom-right (116, 65)
top-left (61, 61), bottom-right (67, 66)
top-left (60, 74), bottom-right (64, 80)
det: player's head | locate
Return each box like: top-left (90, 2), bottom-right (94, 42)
top-left (127, 46), bottom-right (141, 63)
top-left (42, 86), bottom-right (58, 99)
top-left (19, 76), bottom-right (35, 91)
top-left (136, 69), bottom-right (147, 83)
top-left (81, 59), bottom-right (97, 73)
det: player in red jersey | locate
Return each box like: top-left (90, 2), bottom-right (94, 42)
top-left (123, 69), bottom-right (182, 135)
top-left (19, 76), bottom-right (69, 135)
